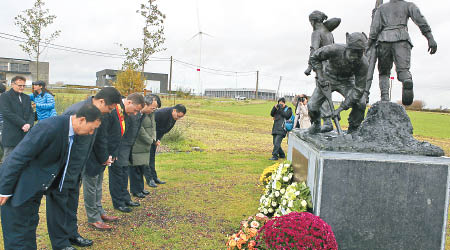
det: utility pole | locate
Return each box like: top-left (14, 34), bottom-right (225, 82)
top-left (255, 70), bottom-right (259, 99)
top-left (276, 76), bottom-right (282, 100)
top-left (169, 56), bottom-right (173, 94)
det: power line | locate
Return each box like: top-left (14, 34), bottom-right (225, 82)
top-left (173, 58), bottom-right (255, 74)
top-left (174, 60), bottom-right (255, 77)
top-left (0, 31), bottom-right (171, 60)
top-left (0, 31), bottom-right (300, 83)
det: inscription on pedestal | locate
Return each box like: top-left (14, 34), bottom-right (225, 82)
top-left (292, 148), bottom-right (308, 183)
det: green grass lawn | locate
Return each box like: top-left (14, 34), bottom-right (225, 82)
top-left (0, 97), bottom-right (449, 249)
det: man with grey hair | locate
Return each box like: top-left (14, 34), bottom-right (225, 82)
top-left (0, 76), bottom-right (34, 161)
top-left (129, 94), bottom-right (161, 197)
top-left (308, 32), bottom-right (369, 134)
top-left (369, 0), bottom-right (437, 105)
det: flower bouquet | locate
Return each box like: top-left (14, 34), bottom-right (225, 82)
top-left (256, 212), bottom-right (338, 250)
top-left (259, 163), bottom-right (279, 186)
top-left (226, 213), bottom-right (269, 250)
top-left (258, 162), bottom-right (312, 217)
top-left (258, 162), bottom-right (293, 216)
top-left (274, 181), bottom-right (312, 217)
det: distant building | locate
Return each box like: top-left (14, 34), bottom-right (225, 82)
top-left (204, 88), bottom-right (276, 100)
top-left (96, 69), bottom-right (169, 93)
top-left (0, 57), bottom-right (49, 85)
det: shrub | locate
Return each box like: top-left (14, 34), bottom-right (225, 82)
top-left (256, 212), bottom-right (338, 250)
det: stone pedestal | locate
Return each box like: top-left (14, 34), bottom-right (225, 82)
top-left (288, 132), bottom-right (450, 250)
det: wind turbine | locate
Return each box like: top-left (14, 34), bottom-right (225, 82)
top-left (190, 0), bottom-right (212, 96)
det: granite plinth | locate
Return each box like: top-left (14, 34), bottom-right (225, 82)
top-left (288, 133), bottom-right (450, 250)
top-left (294, 101), bottom-right (444, 157)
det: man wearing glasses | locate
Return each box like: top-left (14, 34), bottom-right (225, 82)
top-left (0, 76), bottom-right (34, 161)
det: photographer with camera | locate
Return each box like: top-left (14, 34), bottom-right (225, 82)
top-left (269, 98), bottom-right (292, 161)
top-left (294, 94), bottom-right (311, 129)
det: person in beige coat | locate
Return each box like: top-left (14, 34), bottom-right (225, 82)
top-left (294, 94), bottom-right (311, 129)
top-left (129, 94), bottom-right (160, 198)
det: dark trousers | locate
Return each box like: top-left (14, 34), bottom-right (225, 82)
top-left (109, 164), bottom-right (131, 208)
top-left (129, 165), bottom-right (145, 194)
top-left (377, 41), bottom-right (412, 82)
top-left (144, 144), bottom-right (158, 183)
top-left (46, 186), bottom-right (81, 249)
top-left (1, 192), bottom-right (43, 250)
top-left (272, 134), bottom-right (285, 158)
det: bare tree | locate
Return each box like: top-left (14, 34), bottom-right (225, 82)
top-left (121, 0), bottom-right (166, 73)
top-left (14, 0), bottom-right (60, 81)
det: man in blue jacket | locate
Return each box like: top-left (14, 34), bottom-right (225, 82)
top-left (0, 104), bottom-right (102, 250)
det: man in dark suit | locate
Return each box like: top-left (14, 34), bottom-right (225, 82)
top-left (47, 87), bottom-right (122, 248)
top-left (145, 104), bottom-right (187, 187)
top-left (0, 76), bottom-right (34, 161)
top-left (109, 93), bottom-right (145, 213)
top-left (0, 104), bottom-right (102, 250)
top-left (82, 109), bottom-right (121, 230)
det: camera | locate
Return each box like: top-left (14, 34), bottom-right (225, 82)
top-left (276, 103), bottom-right (283, 109)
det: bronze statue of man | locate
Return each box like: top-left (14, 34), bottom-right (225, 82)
top-left (308, 33), bottom-right (369, 134)
top-left (369, 0), bottom-right (437, 105)
top-left (305, 11), bottom-right (341, 133)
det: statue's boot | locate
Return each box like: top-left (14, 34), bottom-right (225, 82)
top-left (308, 121), bottom-right (322, 134)
top-left (402, 79), bottom-right (414, 106)
top-left (308, 110), bottom-right (322, 134)
top-left (320, 118), bottom-right (334, 133)
top-left (379, 75), bottom-right (390, 101)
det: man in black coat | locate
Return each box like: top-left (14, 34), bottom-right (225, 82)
top-left (270, 98), bottom-right (292, 160)
top-left (0, 104), bottom-right (102, 250)
top-left (0, 76), bottom-right (34, 161)
top-left (144, 104), bottom-right (187, 187)
top-left (109, 93), bottom-right (145, 213)
top-left (47, 87), bottom-right (122, 248)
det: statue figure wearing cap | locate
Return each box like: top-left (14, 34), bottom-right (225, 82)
top-left (369, 0), bottom-right (437, 105)
top-left (307, 32), bottom-right (369, 134)
top-left (304, 10), bottom-right (341, 133)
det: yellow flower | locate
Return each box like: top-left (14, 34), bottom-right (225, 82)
top-left (259, 163), bottom-right (279, 185)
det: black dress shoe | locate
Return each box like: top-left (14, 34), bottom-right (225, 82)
top-left (132, 192), bottom-right (145, 198)
top-left (147, 179), bottom-right (157, 188)
top-left (154, 178), bottom-right (166, 184)
top-left (269, 156), bottom-right (278, 160)
top-left (116, 206), bottom-right (132, 213)
top-left (142, 190), bottom-right (150, 195)
top-left (60, 247), bottom-right (77, 250)
top-left (278, 155), bottom-right (286, 159)
top-left (125, 200), bottom-right (140, 207)
top-left (69, 236), bottom-right (93, 247)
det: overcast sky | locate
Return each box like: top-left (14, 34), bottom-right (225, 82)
top-left (1, 0), bottom-right (449, 108)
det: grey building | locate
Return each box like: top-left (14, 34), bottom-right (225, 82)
top-left (0, 57), bottom-right (49, 85)
top-left (204, 88), bottom-right (276, 100)
top-left (96, 69), bottom-right (169, 93)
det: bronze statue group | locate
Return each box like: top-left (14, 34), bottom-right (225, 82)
top-left (304, 0), bottom-right (437, 135)
top-left (0, 83), bottom-right (186, 250)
